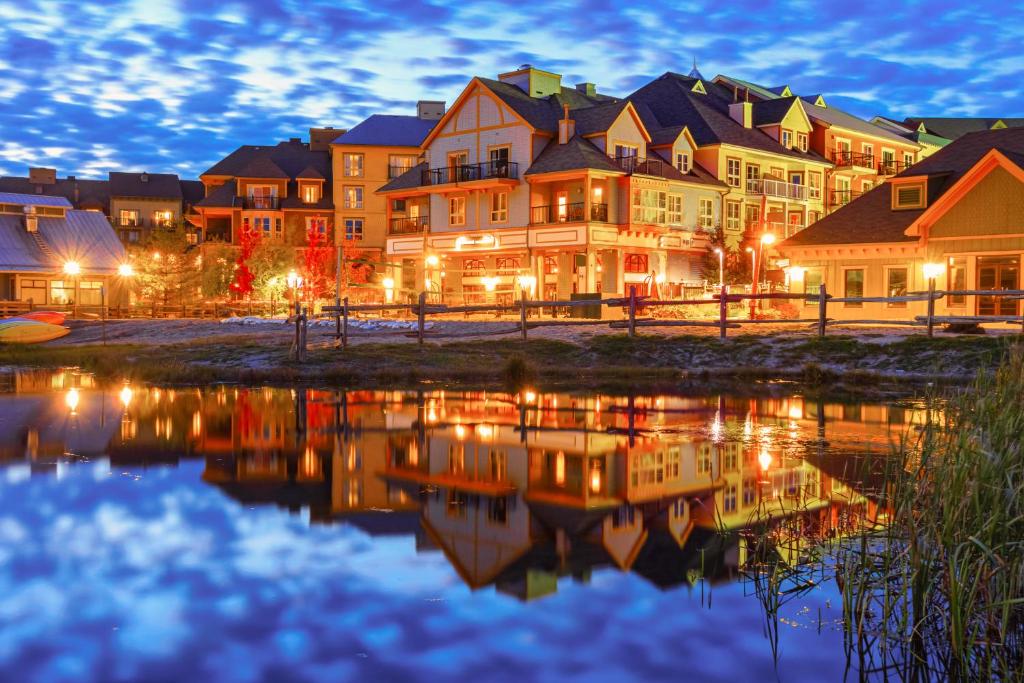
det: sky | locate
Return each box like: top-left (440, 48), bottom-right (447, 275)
top-left (0, 0), bottom-right (1022, 179)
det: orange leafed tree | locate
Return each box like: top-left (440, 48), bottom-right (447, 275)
top-left (302, 216), bottom-right (334, 303)
top-left (229, 222), bottom-right (260, 297)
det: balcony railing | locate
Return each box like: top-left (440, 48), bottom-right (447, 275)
top-left (421, 160), bottom-right (519, 185)
top-left (831, 149), bottom-right (876, 169)
top-left (529, 202), bottom-right (609, 225)
top-left (117, 218), bottom-right (143, 228)
top-left (389, 215), bottom-right (429, 235)
top-left (746, 178), bottom-right (809, 201)
top-left (877, 160), bottom-right (906, 176)
top-left (243, 195), bottom-right (280, 210)
top-left (613, 155), bottom-right (667, 177)
top-left (830, 189), bottom-right (862, 207)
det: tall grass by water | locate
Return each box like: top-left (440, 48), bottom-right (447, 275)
top-left (838, 348), bottom-right (1024, 679)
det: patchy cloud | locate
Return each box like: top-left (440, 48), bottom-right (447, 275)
top-left (0, 0), bottom-right (1021, 178)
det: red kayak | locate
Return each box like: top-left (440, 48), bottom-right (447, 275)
top-left (11, 311), bottom-right (66, 325)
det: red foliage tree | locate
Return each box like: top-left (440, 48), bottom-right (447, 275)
top-left (302, 215), bottom-right (334, 304)
top-left (229, 222), bottom-right (261, 298)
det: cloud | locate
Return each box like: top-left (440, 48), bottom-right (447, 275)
top-left (0, 0), bottom-right (1020, 178)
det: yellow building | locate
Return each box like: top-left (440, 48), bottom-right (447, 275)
top-left (778, 128), bottom-right (1024, 322)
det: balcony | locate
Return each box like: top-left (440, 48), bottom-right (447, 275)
top-left (529, 202), bottom-right (609, 226)
top-left (829, 189), bottom-right (862, 207)
top-left (243, 195), bottom-right (280, 210)
top-left (831, 149), bottom-right (875, 172)
top-left (745, 178), bottom-right (809, 201)
top-left (421, 160), bottom-right (519, 186)
top-left (389, 215), bottom-right (429, 235)
top-left (613, 154), bottom-right (670, 177)
top-left (877, 160), bottom-right (906, 177)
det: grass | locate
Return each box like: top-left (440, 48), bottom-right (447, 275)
top-left (833, 346), bottom-right (1024, 679)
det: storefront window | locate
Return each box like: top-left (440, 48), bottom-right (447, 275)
top-left (624, 254), bottom-right (649, 274)
top-left (50, 280), bottom-right (74, 305)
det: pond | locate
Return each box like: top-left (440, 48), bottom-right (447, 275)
top-left (0, 371), bottom-right (930, 682)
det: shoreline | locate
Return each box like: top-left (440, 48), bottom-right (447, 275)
top-left (1, 323), bottom-right (1016, 397)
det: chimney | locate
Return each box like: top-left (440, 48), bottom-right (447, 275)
top-left (28, 167), bottom-right (56, 185)
top-left (417, 100), bottom-right (446, 120)
top-left (498, 65), bottom-right (562, 97)
top-left (23, 205), bottom-right (38, 233)
top-left (558, 104), bottom-right (576, 144)
top-left (729, 101), bottom-right (753, 128)
top-left (309, 127), bottom-right (347, 151)
top-left (733, 85), bottom-right (739, 103)
top-left (575, 82), bottom-right (596, 97)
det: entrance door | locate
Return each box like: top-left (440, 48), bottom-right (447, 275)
top-left (977, 256), bottom-right (1019, 316)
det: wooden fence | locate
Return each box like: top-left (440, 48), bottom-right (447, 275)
top-left (0, 299), bottom-right (290, 320)
top-left (293, 286), bottom-right (1024, 355)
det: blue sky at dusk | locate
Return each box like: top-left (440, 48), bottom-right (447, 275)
top-left (1, 0), bottom-right (1022, 179)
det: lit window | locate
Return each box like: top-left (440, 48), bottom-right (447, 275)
top-left (886, 267), bottom-right (908, 308)
top-left (781, 130), bottom-right (793, 148)
top-left (624, 253), bottom-right (649, 273)
top-left (675, 152), bottom-right (690, 173)
top-left (803, 270), bottom-right (823, 306)
top-left (667, 194), bottom-right (683, 225)
top-left (301, 184), bottom-right (320, 203)
top-left (726, 158), bottom-right (741, 187)
top-left (343, 186), bottom-right (363, 209)
top-left (725, 201), bottom-right (741, 231)
top-left (632, 189), bottom-right (666, 224)
top-left (119, 209), bottom-right (140, 227)
top-left (844, 269), bottom-right (864, 307)
top-left (388, 154), bottom-right (418, 179)
top-left (449, 196), bottom-right (466, 226)
top-left (152, 210), bottom-right (173, 227)
top-left (490, 191), bottom-right (507, 223)
top-left (342, 153), bottom-right (364, 177)
top-left (698, 198), bottom-right (714, 228)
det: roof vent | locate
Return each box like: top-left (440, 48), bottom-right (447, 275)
top-left (575, 82), bottom-right (597, 97)
top-left (23, 205), bottom-right (38, 233)
top-left (141, 173), bottom-right (149, 183)
top-left (417, 100), bottom-right (446, 120)
top-left (519, 63), bottom-right (532, 70)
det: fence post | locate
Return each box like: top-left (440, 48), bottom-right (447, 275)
top-left (926, 278), bottom-right (936, 338)
top-left (520, 289), bottom-right (528, 341)
top-left (719, 285), bottom-right (728, 340)
top-left (417, 291), bottom-right (426, 346)
top-left (628, 286), bottom-right (637, 338)
top-left (334, 295), bottom-right (342, 342)
top-left (817, 283), bottom-right (828, 338)
top-left (101, 286), bottom-right (107, 346)
top-left (342, 297), bottom-right (349, 349)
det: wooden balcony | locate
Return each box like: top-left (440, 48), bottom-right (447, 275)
top-left (530, 202), bottom-right (609, 225)
top-left (831, 149), bottom-right (876, 173)
top-left (389, 215), bottom-right (428, 235)
top-left (243, 195), bottom-right (280, 210)
top-left (421, 160), bottom-right (519, 189)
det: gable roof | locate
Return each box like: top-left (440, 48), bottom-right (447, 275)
top-left (234, 157), bottom-right (289, 179)
top-left (798, 98), bottom-right (917, 145)
top-left (524, 136), bottom-right (624, 176)
top-left (0, 176), bottom-right (109, 212)
top-left (179, 180), bottom-right (205, 208)
top-left (751, 97), bottom-right (801, 126)
top-left (201, 140), bottom-right (331, 181)
top-left (902, 117), bottom-right (1024, 141)
top-left (781, 127), bottom-right (1024, 248)
top-left (332, 114), bottom-right (436, 147)
top-left (627, 73), bottom-right (827, 163)
top-left (296, 165), bottom-right (325, 180)
top-left (195, 180), bottom-right (238, 208)
top-left (108, 172), bottom-right (183, 199)
top-left (0, 207), bottom-right (125, 274)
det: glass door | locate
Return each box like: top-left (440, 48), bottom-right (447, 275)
top-left (977, 256), bottom-right (1019, 316)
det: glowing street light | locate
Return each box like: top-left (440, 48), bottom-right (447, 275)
top-left (286, 269), bottom-right (302, 313)
top-left (65, 387), bottom-right (80, 413)
top-left (425, 254), bottom-right (440, 267)
top-left (117, 263), bottom-right (134, 277)
top-left (713, 247), bottom-right (724, 290)
top-left (63, 261), bottom-right (81, 276)
top-left (923, 262), bottom-right (946, 281)
top-left (382, 276), bottom-right (395, 304)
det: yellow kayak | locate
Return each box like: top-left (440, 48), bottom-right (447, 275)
top-left (0, 319), bottom-right (70, 344)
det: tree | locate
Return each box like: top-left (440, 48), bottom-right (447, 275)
top-left (229, 222), bottom-right (260, 298)
top-left (301, 216), bottom-right (334, 305)
top-left (127, 219), bottom-right (201, 308)
top-left (701, 224), bottom-right (749, 287)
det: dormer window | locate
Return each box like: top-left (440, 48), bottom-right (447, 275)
top-left (302, 184), bottom-right (320, 203)
top-left (797, 132), bottom-right (808, 152)
top-left (675, 152), bottom-right (690, 173)
top-left (781, 130), bottom-right (793, 149)
top-left (892, 182), bottom-right (925, 210)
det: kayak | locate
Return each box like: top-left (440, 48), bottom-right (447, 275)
top-left (16, 311), bottom-right (66, 325)
top-left (0, 319), bottom-right (70, 344)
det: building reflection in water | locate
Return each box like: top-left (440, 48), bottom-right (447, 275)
top-left (0, 370), bottom-right (933, 601)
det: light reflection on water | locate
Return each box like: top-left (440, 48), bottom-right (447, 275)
top-left (0, 370), bottom-right (931, 682)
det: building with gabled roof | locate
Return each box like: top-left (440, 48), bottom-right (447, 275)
top-left (0, 192), bottom-right (128, 308)
top-left (377, 66), bottom-right (728, 307)
top-left (777, 127), bottom-right (1024, 322)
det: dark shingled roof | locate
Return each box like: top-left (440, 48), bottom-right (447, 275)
top-left (476, 78), bottom-right (615, 134)
top-left (524, 136), bottom-right (623, 175)
top-left (179, 180), bottom-right (205, 207)
top-left (0, 176), bottom-right (109, 212)
top-left (572, 100), bottom-right (631, 136)
top-left (332, 114), bottom-right (437, 147)
top-left (781, 127), bottom-right (1024, 247)
top-left (195, 180), bottom-right (238, 208)
top-left (751, 97), bottom-right (799, 126)
top-left (378, 162), bottom-right (428, 193)
top-left (296, 165), bottom-right (325, 180)
top-left (234, 157), bottom-right (289, 179)
top-left (202, 140), bottom-right (331, 181)
top-left (627, 73), bottom-right (827, 163)
top-left (108, 171), bottom-right (182, 199)
top-left (902, 117), bottom-right (1024, 141)
top-left (798, 97), bottom-right (914, 145)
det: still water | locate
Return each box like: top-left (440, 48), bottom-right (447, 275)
top-left (0, 371), bottom-right (926, 682)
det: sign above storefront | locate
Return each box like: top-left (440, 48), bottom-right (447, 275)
top-left (454, 234), bottom-right (498, 251)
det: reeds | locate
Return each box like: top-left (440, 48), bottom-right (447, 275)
top-left (837, 346), bottom-right (1024, 679)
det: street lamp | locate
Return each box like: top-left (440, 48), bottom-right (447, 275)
top-left (63, 261), bottom-right (81, 317)
top-left (382, 276), bottom-right (395, 304)
top-left (751, 233), bottom-right (777, 317)
top-left (286, 269), bottom-right (303, 315)
top-left (117, 263), bottom-right (134, 277)
top-left (713, 247), bottom-right (724, 291)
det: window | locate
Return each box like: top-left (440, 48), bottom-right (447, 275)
top-left (808, 172), bottom-right (822, 200)
top-left (274, 217), bottom-right (283, 240)
top-left (119, 209), bottom-right (140, 227)
top-left (725, 201), bottom-right (741, 231)
top-left (697, 444), bottom-right (712, 475)
top-left (790, 172), bottom-right (803, 186)
top-left (301, 184), bottom-right (320, 203)
top-left (743, 478), bottom-right (757, 507)
top-left (726, 158), bottom-right (741, 187)
top-left (543, 256), bottom-right (558, 275)
top-left (844, 269), bottom-right (864, 307)
top-left (745, 163), bottom-right (760, 192)
top-left (49, 280), bottom-right (74, 305)
top-left (464, 258), bottom-right (485, 272)
top-left (449, 196), bottom-right (466, 226)
top-left (723, 484), bottom-right (737, 513)
top-left (863, 180), bottom-right (874, 192)
top-left (903, 152), bottom-right (915, 168)
top-left (388, 154), bottom-right (418, 179)
top-left (20, 278), bottom-right (46, 304)
top-left (306, 217), bottom-right (328, 235)
top-left (781, 130), bottom-right (793, 148)
top-left (344, 218), bottom-right (364, 241)
top-left (804, 269), bottom-right (824, 306)
top-left (490, 191), bottom-right (508, 223)
top-left (861, 143), bottom-right (875, 166)
top-left (893, 183), bottom-right (925, 209)
top-left (948, 257), bottom-right (967, 306)
top-left (78, 280), bottom-right (102, 306)
top-left (675, 151), bottom-right (690, 173)
top-left (632, 188), bottom-right (667, 224)
top-left (886, 267), bottom-right (908, 307)
top-left (624, 253), bottom-right (649, 273)
top-left (342, 154), bottom-right (364, 177)
top-left (488, 146), bottom-right (510, 175)
top-left (698, 198), bottom-right (714, 229)
top-left (797, 132), bottom-right (808, 152)
top-left (152, 210), bottom-right (173, 227)
top-left (744, 204), bottom-right (760, 230)
top-left (835, 176), bottom-right (852, 205)
top-left (667, 194), bottom-right (683, 225)
top-left (496, 257), bottom-right (520, 275)
top-left (343, 186), bottom-right (363, 209)
top-left (614, 144), bottom-right (638, 159)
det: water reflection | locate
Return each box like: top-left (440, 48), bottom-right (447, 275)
top-left (0, 370), bottom-right (926, 603)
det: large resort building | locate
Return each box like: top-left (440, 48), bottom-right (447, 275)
top-left (778, 127), bottom-right (1024, 321)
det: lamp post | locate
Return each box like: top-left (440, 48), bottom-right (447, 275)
top-left (751, 233), bottom-right (776, 317)
top-left (286, 269), bottom-right (302, 316)
top-left (713, 247), bottom-right (724, 291)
